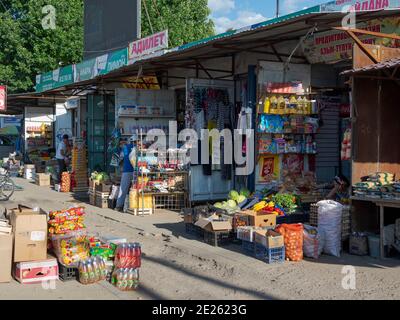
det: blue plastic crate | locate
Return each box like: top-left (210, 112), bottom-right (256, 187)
top-left (241, 240), bottom-right (255, 254)
top-left (255, 244), bottom-right (285, 264)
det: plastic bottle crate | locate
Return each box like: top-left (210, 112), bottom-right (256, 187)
top-left (58, 263), bottom-right (78, 282)
top-left (203, 230), bottom-right (232, 247)
top-left (185, 223), bottom-right (204, 238)
top-left (255, 244), bottom-right (285, 264)
top-left (241, 240), bottom-right (255, 255)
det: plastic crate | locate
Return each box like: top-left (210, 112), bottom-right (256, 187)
top-left (255, 244), bottom-right (285, 264)
top-left (241, 240), bottom-right (255, 255)
top-left (277, 213), bottom-right (309, 225)
top-left (58, 263), bottom-right (78, 282)
top-left (185, 223), bottom-right (204, 238)
top-left (203, 230), bottom-right (232, 247)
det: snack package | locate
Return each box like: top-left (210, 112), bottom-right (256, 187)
top-left (51, 230), bottom-right (90, 267)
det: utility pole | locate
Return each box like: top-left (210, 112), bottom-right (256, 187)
top-left (276, 0), bottom-right (280, 18)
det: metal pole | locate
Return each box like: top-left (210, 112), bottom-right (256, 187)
top-left (276, 0), bottom-right (279, 18)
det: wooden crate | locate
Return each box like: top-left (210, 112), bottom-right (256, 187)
top-left (95, 195), bottom-right (109, 209)
top-left (127, 208), bottom-right (153, 216)
top-left (89, 194), bottom-right (96, 206)
top-left (35, 173), bottom-right (51, 186)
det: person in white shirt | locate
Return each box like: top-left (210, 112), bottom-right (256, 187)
top-left (56, 134), bottom-right (70, 182)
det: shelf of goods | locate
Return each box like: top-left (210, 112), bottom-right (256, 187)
top-left (256, 82), bottom-right (320, 188)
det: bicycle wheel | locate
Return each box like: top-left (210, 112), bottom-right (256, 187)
top-left (0, 177), bottom-right (15, 200)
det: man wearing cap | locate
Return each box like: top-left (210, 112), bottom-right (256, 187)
top-left (56, 134), bottom-right (71, 182)
top-left (116, 134), bottom-right (138, 211)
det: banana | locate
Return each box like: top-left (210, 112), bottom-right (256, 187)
top-left (253, 201), bottom-right (267, 212)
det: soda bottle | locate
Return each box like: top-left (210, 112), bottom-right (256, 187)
top-left (97, 257), bottom-right (107, 281)
top-left (116, 269), bottom-right (123, 290)
top-left (79, 261), bottom-right (89, 285)
top-left (87, 259), bottom-right (96, 284)
top-left (134, 243), bottom-right (142, 268)
top-left (92, 259), bottom-right (101, 282)
top-left (127, 269), bottom-right (134, 291)
top-left (120, 269), bottom-right (128, 291)
top-left (132, 269), bottom-right (139, 290)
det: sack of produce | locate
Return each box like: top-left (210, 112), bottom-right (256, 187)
top-left (317, 200), bottom-right (343, 257)
top-left (303, 224), bottom-right (324, 259)
top-left (276, 223), bottom-right (303, 261)
top-left (50, 230), bottom-right (90, 267)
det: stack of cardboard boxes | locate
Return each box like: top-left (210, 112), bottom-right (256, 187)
top-left (0, 205), bottom-right (59, 284)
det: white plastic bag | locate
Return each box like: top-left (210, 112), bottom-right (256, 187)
top-left (317, 200), bottom-right (343, 257)
top-left (303, 224), bottom-right (325, 259)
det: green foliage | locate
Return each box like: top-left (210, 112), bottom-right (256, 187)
top-left (0, 0), bottom-right (215, 93)
top-left (141, 0), bottom-right (215, 47)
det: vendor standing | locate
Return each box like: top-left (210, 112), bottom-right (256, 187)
top-left (116, 134), bottom-right (138, 212)
top-left (56, 134), bottom-right (71, 182)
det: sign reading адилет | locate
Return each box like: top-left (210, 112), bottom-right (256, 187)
top-left (320, 0), bottom-right (400, 11)
top-left (128, 30), bottom-right (168, 64)
top-left (301, 17), bottom-right (400, 64)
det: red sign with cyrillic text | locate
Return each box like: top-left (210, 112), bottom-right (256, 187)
top-left (128, 30), bottom-right (168, 62)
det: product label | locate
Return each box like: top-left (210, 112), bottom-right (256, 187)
top-left (30, 231), bottom-right (46, 241)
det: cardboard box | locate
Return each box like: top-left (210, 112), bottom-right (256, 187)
top-left (0, 219), bottom-right (12, 234)
top-left (243, 210), bottom-right (276, 228)
top-left (14, 257), bottom-right (59, 284)
top-left (9, 206), bottom-right (48, 262)
top-left (0, 233), bottom-right (13, 283)
top-left (254, 230), bottom-right (284, 249)
top-left (35, 173), bottom-right (51, 186)
top-left (195, 217), bottom-right (232, 232)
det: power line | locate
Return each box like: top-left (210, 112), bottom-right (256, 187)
top-left (151, 0), bottom-right (172, 48)
top-left (142, 0), bottom-right (155, 34)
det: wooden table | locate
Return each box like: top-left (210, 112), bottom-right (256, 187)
top-left (351, 196), bottom-right (400, 259)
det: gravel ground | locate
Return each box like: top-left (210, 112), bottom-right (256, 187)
top-left (0, 178), bottom-right (399, 300)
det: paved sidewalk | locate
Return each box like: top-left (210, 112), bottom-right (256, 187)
top-left (1, 178), bottom-right (399, 300)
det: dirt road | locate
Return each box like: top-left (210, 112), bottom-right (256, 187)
top-left (0, 178), bottom-right (399, 300)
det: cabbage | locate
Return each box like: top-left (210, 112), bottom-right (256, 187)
top-left (214, 202), bottom-right (223, 209)
top-left (237, 195), bottom-right (246, 204)
top-left (227, 200), bottom-right (237, 208)
top-left (229, 190), bottom-right (240, 201)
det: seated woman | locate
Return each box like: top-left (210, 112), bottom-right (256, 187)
top-left (326, 174), bottom-right (350, 203)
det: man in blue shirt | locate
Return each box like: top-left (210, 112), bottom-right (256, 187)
top-left (116, 134), bottom-right (138, 211)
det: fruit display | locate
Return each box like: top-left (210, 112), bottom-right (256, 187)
top-left (90, 171), bottom-right (109, 184)
top-left (48, 207), bottom-right (86, 235)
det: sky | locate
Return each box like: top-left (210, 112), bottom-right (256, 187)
top-left (209, 0), bottom-right (329, 33)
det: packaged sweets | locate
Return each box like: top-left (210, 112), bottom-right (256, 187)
top-left (48, 207), bottom-right (86, 235)
top-left (51, 230), bottom-right (90, 266)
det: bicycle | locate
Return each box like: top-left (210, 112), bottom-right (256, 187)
top-left (0, 166), bottom-right (15, 201)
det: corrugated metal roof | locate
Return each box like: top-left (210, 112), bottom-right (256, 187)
top-left (342, 57), bottom-right (400, 75)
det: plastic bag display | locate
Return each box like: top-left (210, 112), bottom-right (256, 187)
top-left (48, 207), bottom-right (86, 235)
top-left (276, 223), bottom-right (303, 261)
top-left (51, 230), bottom-right (90, 266)
top-left (303, 224), bottom-right (324, 259)
top-left (317, 200), bottom-right (343, 257)
top-left (78, 257), bottom-right (107, 285)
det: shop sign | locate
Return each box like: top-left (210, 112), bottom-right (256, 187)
top-left (301, 17), bottom-right (400, 64)
top-left (96, 48), bottom-right (128, 76)
top-left (36, 65), bottom-right (74, 93)
top-left (73, 58), bottom-right (97, 82)
top-left (0, 85), bottom-right (6, 112)
top-left (320, 0), bottom-right (400, 12)
top-left (128, 30), bottom-right (168, 64)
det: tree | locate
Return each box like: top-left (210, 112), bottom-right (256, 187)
top-left (0, 0), bottom-right (215, 93)
top-left (141, 0), bottom-right (215, 47)
top-left (0, 0), bottom-right (84, 93)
